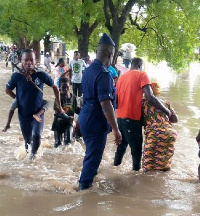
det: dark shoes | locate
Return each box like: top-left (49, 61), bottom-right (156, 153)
top-left (78, 183), bottom-right (92, 191)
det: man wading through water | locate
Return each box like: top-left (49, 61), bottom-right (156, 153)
top-left (78, 33), bottom-right (122, 191)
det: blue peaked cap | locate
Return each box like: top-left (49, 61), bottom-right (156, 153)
top-left (98, 33), bottom-right (115, 47)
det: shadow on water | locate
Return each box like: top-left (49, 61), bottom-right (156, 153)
top-left (0, 60), bottom-right (200, 215)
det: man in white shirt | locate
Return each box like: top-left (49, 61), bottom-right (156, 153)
top-left (44, 52), bottom-right (52, 73)
top-left (69, 51), bottom-right (87, 97)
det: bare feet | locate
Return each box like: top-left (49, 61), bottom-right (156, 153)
top-left (33, 114), bottom-right (42, 123)
top-left (2, 125), bottom-right (10, 132)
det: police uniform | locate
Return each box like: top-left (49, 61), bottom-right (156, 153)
top-left (78, 33), bottom-right (116, 190)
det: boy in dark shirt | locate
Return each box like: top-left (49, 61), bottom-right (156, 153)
top-left (5, 49), bottom-right (64, 160)
top-left (52, 77), bottom-right (78, 147)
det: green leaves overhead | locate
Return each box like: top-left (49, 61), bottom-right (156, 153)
top-left (0, 0), bottom-right (199, 71)
top-left (122, 0), bottom-right (200, 70)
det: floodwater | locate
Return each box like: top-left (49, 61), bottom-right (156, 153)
top-left (0, 57), bottom-right (200, 216)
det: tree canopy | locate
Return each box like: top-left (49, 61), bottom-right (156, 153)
top-left (0, 0), bottom-right (199, 71)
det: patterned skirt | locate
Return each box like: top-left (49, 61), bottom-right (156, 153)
top-left (142, 127), bottom-right (177, 173)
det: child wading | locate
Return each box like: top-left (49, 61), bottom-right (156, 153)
top-left (52, 77), bottom-right (78, 147)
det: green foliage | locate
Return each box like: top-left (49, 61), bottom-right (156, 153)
top-left (0, 0), bottom-right (199, 71)
top-left (121, 0), bottom-right (200, 71)
top-left (0, 35), bottom-right (12, 44)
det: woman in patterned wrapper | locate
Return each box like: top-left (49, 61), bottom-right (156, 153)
top-left (142, 82), bottom-right (178, 173)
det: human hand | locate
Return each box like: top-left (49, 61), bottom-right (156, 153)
top-left (113, 129), bottom-right (122, 145)
top-left (169, 111), bottom-right (178, 123)
top-left (26, 75), bottom-right (32, 82)
top-left (58, 107), bottom-right (65, 114)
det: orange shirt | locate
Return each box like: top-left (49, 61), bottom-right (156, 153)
top-left (116, 69), bottom-right (151, 120)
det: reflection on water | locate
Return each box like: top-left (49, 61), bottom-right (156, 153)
top-left (0, 61), bottom-right (200, 215)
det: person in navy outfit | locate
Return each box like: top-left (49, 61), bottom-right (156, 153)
top-left (5, 49), bottom-right (64, 160)
top-left (78, 33), bottom-right (122, 191)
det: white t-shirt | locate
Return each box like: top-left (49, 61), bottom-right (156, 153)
top-left (69, 59), bottom-right (87, 83)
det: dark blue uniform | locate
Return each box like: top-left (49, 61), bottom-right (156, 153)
top-left (6, 71), bottom-right (54, 154)
top-left (78, 59), bottom-right (116, 187)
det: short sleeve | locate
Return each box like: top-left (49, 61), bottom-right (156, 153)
top-left (6, 72), bottom-right (20, 90)
top-left (139, 71), bottom-right (151, 88)
top-left (40, 72), bottom-right (54, 87)
top-left (96, 73), bottom-right (114, 102)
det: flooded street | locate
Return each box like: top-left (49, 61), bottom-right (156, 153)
top-left (0, 58), bottom-right (200, 216)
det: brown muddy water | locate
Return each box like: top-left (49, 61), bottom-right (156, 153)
top-left (0, 57), bottom-right (200, 216)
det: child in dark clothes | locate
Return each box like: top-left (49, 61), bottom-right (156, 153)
top-left (51, 77), bottom-right (78, 147)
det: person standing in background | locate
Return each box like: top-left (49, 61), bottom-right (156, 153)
top-left (44, 52), bottom-right (52, 73)
top-left (69, 51), bottom-right (87, 97)
top-left (108, 65), bottom-right (118, 85)
top-left (54, 58), bottom-right (69, 87)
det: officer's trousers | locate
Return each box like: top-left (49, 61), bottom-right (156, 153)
top-left (79, 133), bottom-right (107, 186)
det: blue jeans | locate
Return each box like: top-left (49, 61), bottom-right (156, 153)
top-left (19, 115), bottom-right (44, 154)
top-left (79, 133), bottom-right (107, 186)
top-left (114, 118), bottom-right (143, 170)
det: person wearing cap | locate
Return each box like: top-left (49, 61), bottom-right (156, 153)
top-left (114, 57), bottom-right (172, 171)
top-left (78, 33), bottom-right (122, 191)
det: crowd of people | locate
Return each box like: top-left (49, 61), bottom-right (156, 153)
top-left (1, 33), bottom-right (199, 192)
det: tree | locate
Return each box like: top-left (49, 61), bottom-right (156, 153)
top-left (0, 0), bottom-right (75, 58)
top-left (103, 0), bottom-right (200, 70)
top-left (0, 0), bottom-right (199, 70)
top-left (103, 0), bottom-right (137, 64)
top-left (67, 0), bottom-right (104, 58)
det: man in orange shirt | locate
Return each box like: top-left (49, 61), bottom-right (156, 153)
top-left (114, 57), bottom-right (172, 171)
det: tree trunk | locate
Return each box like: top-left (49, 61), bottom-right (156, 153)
top-left (78, 27), bottom-right (90, 59)
top-left (16, 37), bottom-right (28, 49)
top-left (32, 40), bottom-right (40, 63)
top-left (111, 28), bottom-right (123, 65)
top-left (75, 12), bottom-right (98, 59)
top-left (104, 0), bottom-right (137, 65)
top-left (44, 34), bottom-right (51, 55)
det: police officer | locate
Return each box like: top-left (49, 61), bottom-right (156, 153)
top-left (78, 33), bottom-right (122, 191)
